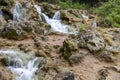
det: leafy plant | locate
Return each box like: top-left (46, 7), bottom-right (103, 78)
top-left (92, 0), bottom-right (120, 28)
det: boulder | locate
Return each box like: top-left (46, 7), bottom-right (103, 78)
top-left (0, 15), bottom-right (7, 26)
top-left (1, 21), bottom-right (48, 40)
top-left (54, 72), bottom-right (75, 80)
top-left (77, 29), bottom-right (105, 53)
top-left (1, 21), bottom-right (27, 40)
top-left (60, 39), bottom-right (78, 60)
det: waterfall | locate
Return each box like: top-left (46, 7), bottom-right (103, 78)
top-left (53, 11), bottom-right (61, 20)
top-left (34, 5), bottom-right (41, 14)
top-left (34, 5), bottom-right (77, 34)
top-left (81, 14), bottom-right (89, 20)
top-left (13, 2), bottom-right (22, 21)
top-left (0, 50), bottom-right (46, 80)
top-left (92, 21), bottom-right (97, 27)
top-left (13, 2), bottom-right (27, 21)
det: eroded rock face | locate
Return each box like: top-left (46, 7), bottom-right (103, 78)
top-left (1, 21), bottom-right (27, 40)
top-left (60, 39), bottom-right (78, 60)
top-left (1, 21), bottom-right (50, 40)
top-left (77, 29), bottom-right (105, 53)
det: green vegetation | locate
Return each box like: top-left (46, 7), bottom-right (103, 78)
top-left (92, 0), bottom-right (120, 28)
top-left (39, 0), bottom-right (120, 28)
top-left (57, 0), bottom-right (89, 9)
top-left (80, 24), bottom-right (88, 30)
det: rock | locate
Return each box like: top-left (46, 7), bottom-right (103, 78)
top-left (102, 28), bottom-right (120, 54)
top-left (54, 72), bottom-right (75, 80)
top-left (69, 53), bottom-right (84, 65)
top-left (1, 21), bottom-right (47, 40)
top-left (0, 67), bottom-right (13, 80)
top-left (1, 21), bottom-right (27, 40)
top-left (35, 50), bottom-right (47, 58)
top-left (39, 2), bottom-right (61, 17)
top-left (77, 29), bottom-right (105, 53)
top-left (60, 39), bottom-right (78, 60)
top-left (0, 0), bottom-right (14, 6)
top-left (0, 15), bottom-right (7, 26)
top-left (34, 57), bottom-right (47, 68)
top-left (98, 69), bottom-right (109, 80)
top-left (97, 51), bottom-right (114, 62)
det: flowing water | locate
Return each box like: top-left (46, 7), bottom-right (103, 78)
top-left (13, 2), bottom-right (27, 21)
top-left (0, 50), bottom-right (46, 80)
top-left (34, 5), bottom-right (77, 34)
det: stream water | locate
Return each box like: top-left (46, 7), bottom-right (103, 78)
top-left (34, 4), bottom-right (77, 34)
top-left (0, 50), bottom-right (46, 80)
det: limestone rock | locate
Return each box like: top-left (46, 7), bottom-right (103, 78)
top-left (77, 29), bottom-right (105, 53)
top-left (1, 21), bottom-right (27, 40)
top-left (0, 16), bottom-right (6, 26)
top-left (60, 39), bottom-right (78, 60)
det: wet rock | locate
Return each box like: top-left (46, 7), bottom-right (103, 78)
top-left (0, 67), bottom-right (13, 80)
top-left (77, 29), bottom-right (105, 53)
top-left (60, 39), bottom-right (78, 60)
top-left (54, 72), bottom-right (75, 80)
top-left (39, 3), bottom-right (61, 17)
top-left (34, 57), bottom-right (47, 68)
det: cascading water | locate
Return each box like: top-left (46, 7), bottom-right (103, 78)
top-left (13, 2), bottom-right (27, 21)
top-left (0, 50), bottom-right (46, 80)
top-left (13, 2), bottom-right (22, 21)
top-left (34, 5), bottom-right (77, 34)
top-left (92, 21), bottom-right (97, 27)
top-left (52, 11), bottom-right (61, 20)
top-left (81, 14), bottom-right (89, 20)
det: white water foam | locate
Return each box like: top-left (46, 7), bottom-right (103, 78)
top-left (13, 2), bottom-right (27, 21)
top-left (0, 50), bottom-right (45, 80)
top-left (34, 5), bottom-right (77, 34)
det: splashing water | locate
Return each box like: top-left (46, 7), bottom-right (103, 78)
top-left (34, 5), bottom-right (41, 14)
top-left (81, 14), bottom-right (89, 20)
top-left (0, 50), bottom-right (46, 80)
top-left (42, 13), bottom-right (73, 34)
top-left (34, 5), bottom-right (77, 34)
top-left (52, 11), bottom-right (61, 20)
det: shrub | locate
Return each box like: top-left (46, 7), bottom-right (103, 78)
top-left (92, 0), bottom-right (120, 28)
